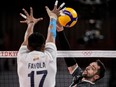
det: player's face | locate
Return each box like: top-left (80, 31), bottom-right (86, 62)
top-left (82, 62), bottom-right (100, 79)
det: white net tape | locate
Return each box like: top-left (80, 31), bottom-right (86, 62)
top-left (0, 50), bottom-right (116, 58)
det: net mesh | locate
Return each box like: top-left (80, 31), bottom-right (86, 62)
top-left (0, 51), bottom-right (114, 87)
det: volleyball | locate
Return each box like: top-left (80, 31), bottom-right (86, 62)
top-left (58, 7), bottom-right (78, 27)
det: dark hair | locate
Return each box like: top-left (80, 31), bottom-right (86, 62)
top-left (28, 32), bottom-right (45, 51)
top-left (96, 59), bottom-right (106, 80)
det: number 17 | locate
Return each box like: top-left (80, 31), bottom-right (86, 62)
top-left (28, 70), bottom-right (48, 87)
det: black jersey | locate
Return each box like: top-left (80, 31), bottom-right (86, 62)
top-left (70, 67), bottom-right (96, 87)
top-left (75, 80), bottom-right (96, 87)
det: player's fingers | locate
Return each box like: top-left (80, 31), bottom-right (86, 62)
top-left (20, 20), bottom-right (27, 23)
top-left (60, 7), bottom-right (66, 12)
top-left (30, 7), bottom-right (33, 16)
top-left (45, 6), bottom-right (51, 15)
top-left (59, 7), bottom-right (66, 16)
top-left (20, 13), bottom-right (27, 19)
top-left (54, 0), bottom-right (58, 6)
top-left (58, 2), bottom-right (65, 10)
top-left (37, 18), bottom-right (43, 21)
top-left (53, 0), bottom-right (58, 10)
top-left (22, 8), bottom-right (29, 17)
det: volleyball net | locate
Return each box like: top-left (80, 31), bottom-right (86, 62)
top-left (0, 50), bottom-right (116, 58)
top-left (0, 50), bottom-right (115, 87)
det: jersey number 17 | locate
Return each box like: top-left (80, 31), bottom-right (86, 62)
top-left (28, 70), bottom-right (48, 87)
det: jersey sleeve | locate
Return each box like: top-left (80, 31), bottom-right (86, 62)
top-left (17, 46), bottom-right (29, 58)
top-left (45, 42), bottom-right (57, 60)
top-left (72, 66), bottom-right (83, 77)
top-left (70, 66), bottom-right (83, 87)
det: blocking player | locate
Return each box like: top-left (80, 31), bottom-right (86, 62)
top-left (17, 5), bottom-right (58, 87)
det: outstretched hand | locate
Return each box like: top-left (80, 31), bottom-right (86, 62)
top-left (52, 0), bottom-right (65, 17)
top-left (45, 6), bottom-right (57, 20)
top-left (20, 7), bottom-right (43, 25)
top-left (45, 0), bottom-right (65, 19)
top-left (51, 0), bottom-right (65, 32)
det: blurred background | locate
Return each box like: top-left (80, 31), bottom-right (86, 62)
top-left (0, 0), bottom-right (116, 87)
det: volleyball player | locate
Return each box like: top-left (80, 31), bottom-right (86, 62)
top-left (17, 6), bottom-right (58, 87)
top-left (56, 16), bottom-right (106, 87)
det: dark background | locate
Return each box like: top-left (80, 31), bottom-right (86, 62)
top-left (0, 0), bottom-right (116, 50)
top-left (0, 0), bottom-right (116, 86)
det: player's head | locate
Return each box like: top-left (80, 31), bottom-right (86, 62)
top-left (95, 59), bottom-right (106, 81)
top-left (28, 32), bottom-right (45, 51)
top-left (82, 59), bottom-right (106, 82)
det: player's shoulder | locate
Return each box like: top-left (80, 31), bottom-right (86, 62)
top-left (18, 45), bottom-right (28, 52)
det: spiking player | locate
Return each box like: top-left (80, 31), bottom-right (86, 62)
top-left (55, 3), bottom-right (106, 87)
top-left (17, 1), bottom-right (65, 86)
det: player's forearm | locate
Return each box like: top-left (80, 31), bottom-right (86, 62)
top-left (57, 30), bottom-right (77, 68)
top-left (46, 18), bottom-right (57, 43)
top-left (22, 23), bottom-right (35, 45)
top-left (57, 31), bottom-right (71, 50)
top-left (68, 63), bottom-right (78, 74)
top-left (46, 30), bottom-right (55, 43)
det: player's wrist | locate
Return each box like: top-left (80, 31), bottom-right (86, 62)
top-left (56, 25), bottom-right (64, 32)
top-left (50, 15), bottom-right (57, 20)
top-left (27, 21), bottom-right (35, 25)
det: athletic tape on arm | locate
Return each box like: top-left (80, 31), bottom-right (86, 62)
top-left (50, 18), bottom-right (57, 38)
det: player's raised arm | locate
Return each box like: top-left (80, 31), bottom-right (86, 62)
top-left (45, 0), bottom-right (65, 43)
top-left (45, 6), bottom-right (58, 43)
top-left (20, 7), bottom-right (43, 46)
